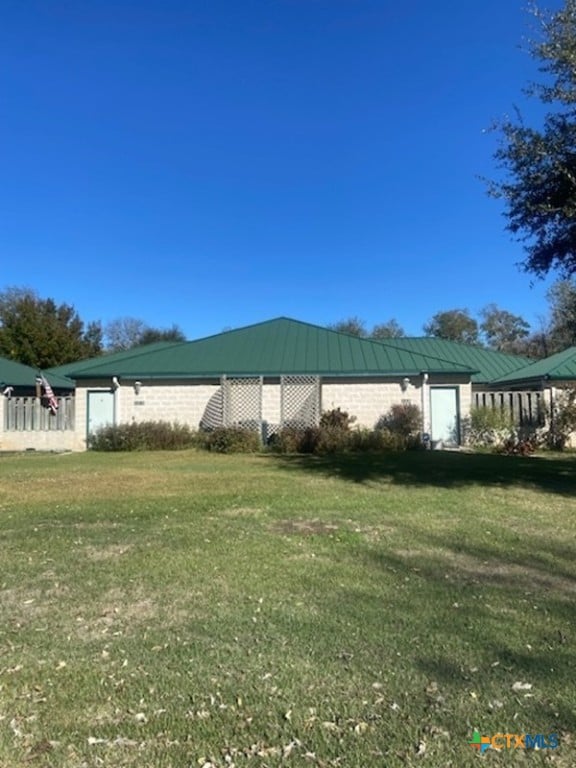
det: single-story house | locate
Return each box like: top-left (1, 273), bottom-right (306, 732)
top-left (49, 317), bottom-right (484, 450)
top-left (7, 318), bottom-right (553, 453)
top-left (0, 357), bottom-right (75, 451)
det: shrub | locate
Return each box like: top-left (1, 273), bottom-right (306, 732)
top-left (467, 406), bottom-right (514, 447)
top-left (348, 427), bottom-right (407, 452)
top-left (547, 388), bottom-right (576, 450)
top-left (270, 406), bottom-right (421, 455)
top-left (89, 421), bottom-right (198, 451)
top-left (377, 402), bottom-right (422, 437)
top-left (271, 423), bottom-right (409, 455)
top-left (376, 403), bottom-right (422, 449)
top-left (319, 408), bottom-right (355, 430)
top-left (312, 408), bottom-right (356, 454)
top-left (270, 426), bottom-right (320, 454)
top-left (200, 426), bottom-right (261, 453)
top-left (314, 425), bottom-right (353, 455)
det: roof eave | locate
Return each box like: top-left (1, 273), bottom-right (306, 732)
top-left (73, 368), bottom-right (473, 380)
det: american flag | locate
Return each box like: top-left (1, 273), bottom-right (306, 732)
top-left (40, 374), bottom-right (59, 415)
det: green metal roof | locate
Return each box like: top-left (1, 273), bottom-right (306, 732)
top-left (0, 356), bottom-right (75, 390)
top-left (493, 346), bottom-right (576, 385)
top-left (48, 341), bottom-right (181, 379)
top-left (59, 318), bottom-right (476, 380)
top-left (378, 337), bottom-right (531, 384)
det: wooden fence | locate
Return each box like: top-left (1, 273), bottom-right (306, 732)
top-left (473, 390), bottom-right (544, 426)
top-left (4, 396), bottom-right (75, 431)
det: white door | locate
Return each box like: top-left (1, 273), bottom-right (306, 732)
top-left (87, 390), bottom-right (115, 438)
top-left (430, 387), bottom-right (459, 445)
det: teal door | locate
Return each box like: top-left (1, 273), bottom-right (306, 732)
top-left (430, 387), bottom-right (459, 445)
top-left (87, 390), bottom-right (115, 439)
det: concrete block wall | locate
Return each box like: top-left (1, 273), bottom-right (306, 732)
top-left (66, 374), bottom-right (473, 451)
top-left (321, 377), bottom-right (422, 428)
top-left (117, 380), bottom-right (221, 427)
top-left (75, 380), bottom-right (221, 432)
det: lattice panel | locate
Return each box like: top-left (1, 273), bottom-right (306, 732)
top-left (222, 376), bottom-right (262, 431)
top-left (280, 375), bottom-right (320, 429)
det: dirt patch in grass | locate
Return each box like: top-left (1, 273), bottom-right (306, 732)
top-left (0, 583), bottom-right (71, 625)
top-left (0, 586), bottom-right (44, 612)
top-left (270, 519), bottom-right (340, 536)
top-left (220, 507), bottom-right (265, 517)
top-left (84, 543), bottom-right (132, 561)
top-left (75, 588), bottom-right (159, 640)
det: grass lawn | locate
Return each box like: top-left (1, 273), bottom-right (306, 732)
top-left (0, 449), bottom-right (575, 767)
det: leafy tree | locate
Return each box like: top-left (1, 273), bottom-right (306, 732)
top-left (139, 324), bottom-right (186, 345)
top-left (423, 309), bottom-right (479, 344)
top-left (490, 1), bottom-right (576, 278)
top-left (329, 317), bottom-right (406, 338)
top-left (328, 316), bottom-right (368, 337)
top-left (0, 287), bottom-right (102, 368)
top-left (479, 303), bottom-right (530, 352)
top-left (371, 319), bottom-right (406, 339)
top-left (105, 316), bottom-right (186, 351)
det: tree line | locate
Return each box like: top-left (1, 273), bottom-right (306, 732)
top-left (1, 279), bottom-right (575, 371)
top-left (330, 279), bottom-right (576, 358)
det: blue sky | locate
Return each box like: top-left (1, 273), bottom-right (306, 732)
top-left (0, 0), bottom-right (565, 340)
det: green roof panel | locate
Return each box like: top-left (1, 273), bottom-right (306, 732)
top-left (48, 341), bottom-right (182, 379)
top-left (378, 337), bottom-right (531, 384)
top-left (493, 346), bottom-right (576, 384)
top-left (0, 357), bottom-right (75, 389)
top-left (58, 318), bottom-right (477, 379)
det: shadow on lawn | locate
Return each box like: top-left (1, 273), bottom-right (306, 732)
top-left (307, 535), bottom-right (576, 734)
top-left (363, 530), bottom-right (576, 731)
top-left (270, 450), bottom-right (576, 496)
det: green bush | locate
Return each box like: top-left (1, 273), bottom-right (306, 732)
top-left (271, 424), bottom-right (352, 455)
top-left (313, 408), bottom-right (355, 454)
top-left (314, 425), bottom-right (353, 454)
top-left (319, 407), bottom-right (355, 430)
top-left (271, 422), bottom-right (410, 455)
top-left (377, 403), bottom-right (422, 439)
top-left (200, 426), bottom-right (261, 453)
top-left (348, 427), bottom-right (408, 452)
top-left (89, 421), bottom-right (198, 451)
top-left (468, 406), bottom-right (514, 447)
top-left (270, 426), bottom-right (320, 454)
top-left (547, 388), bottom-right (576, 450)
top-left (271, 409), bottom-right (356, 454)
top-left (271, 424), bottom-right (411, 455)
